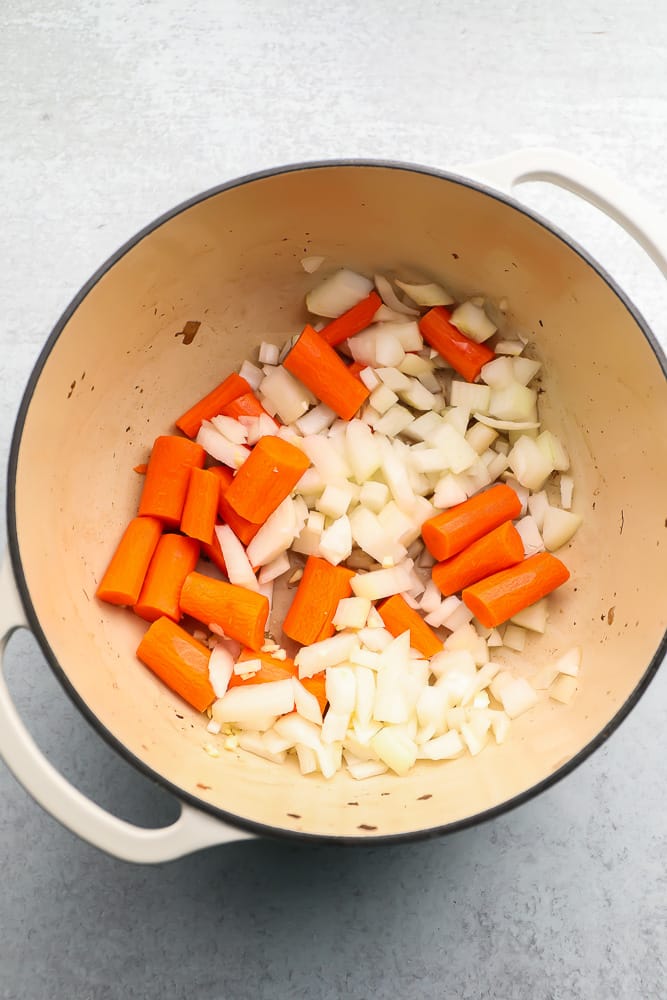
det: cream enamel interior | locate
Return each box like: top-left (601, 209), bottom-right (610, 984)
top-left (12, 164), bottom-right (667, 839)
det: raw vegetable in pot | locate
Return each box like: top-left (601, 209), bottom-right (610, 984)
top-left (96, 268), bottom-right (581, 780)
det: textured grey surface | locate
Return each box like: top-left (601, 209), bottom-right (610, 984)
top-left (1, 2), bottom-right (667, 998)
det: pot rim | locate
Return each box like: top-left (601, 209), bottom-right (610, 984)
top-left (7, 157), bottom-right (667, 845)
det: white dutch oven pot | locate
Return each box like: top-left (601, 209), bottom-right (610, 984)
top-left (2, 150), bottom-right (666, 862)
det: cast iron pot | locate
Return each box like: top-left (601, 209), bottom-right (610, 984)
top-left (2, 149), bottom-right (666, 861)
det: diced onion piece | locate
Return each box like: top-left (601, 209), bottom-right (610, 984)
top-left (490, 673), bottom-right (538, 718)
top-left (399, 353), bottom-right (434, 377)
top-left (258, 551), bottom-right (291, 585)
top-left (196, 421), bottom-right (251, 469)
top-left (404, 411), bottom-right (443, 441)
top-left (419, 579), bottom-right (442, 615)
top-left (377, 435), bottom-right (416, 512)
top-left (318, 515), bottom-right (352, 566)
top-left (374, 404), bottom-right (414, 437)
top-left (527, 490), bottom-right (549, 530)
top-left (351, 565), bottom-right (413, 601)
top-left (450, 301), bottom-right (497, 343)
top-left (489, 710), bottom-right (510, 743)
top-left (258, 341), bottom-right (280, 365)
top-left (300, 255), bottom-right (325, 274)
top-left (487, 628), bottom-right (503, 648)
top-left (237, 732), bottom-right (287, 765)
top-left (508, 435), bottom-right (553, 490)
top-left (374, 331), bottom-right (405, 367)
top-left (450, 380), bottom-right (491, 414)
top-left (502, 623), bottom-right (526, 652)
top-left (307, 268), bottom-right (374, 318)
top-left (489, 382), bottom-right (537, 422)
top-left (560, 474), bottom-right (574, 510)
top-left (349, 506), bottom-right (407, 566)
top-left (444, 622), bottom-right (487, 664)
top-left (326, 665), bottom-right (356, 715)
top-left (515, 515), bottom-right (545, 557)
top-left (295, 632), bottom-right (358, 679)
top-left (428, 424), bottom-right (478, 474)
top-left (370, 384), bottom-right (399, 414)
top-left (395, 278), bottom-right (454, 307)
top-left (246, 496), bottom-right (302, 568)
top-left (359, 366), bottom-right (381, 391)
top-left (472, 412), bottom-right (540, 432)
top-left (374, 274), bottom-right (420, 316)
top-left (208, 643), bottom-right (235, 698)
top-left (465, 421), bottom-right (498, 454)
top-left (513, 357), bottom-right (542, 385)
top-left (537, 430), bottom-right (570, 472)
top-left (554, 646), bottom-right (582, 677)
top-left (460, 712), bottom-right (491, 756)
top-left (480, 356), bottom-right (515, 388)
top-left (541, 507), bottom-right (582, 551)
top-left (346, 759), bottom-right (389, 780)
top-left (371, 725), bottom-right (418, 775)
top-left (494, 339), bottom-right (524, 356)
top-left (419, 730), bottom-right (465, 760)
top-left (210, 414), bottom-right (248, 444)
top-left (530, 662), bottom-right (561, 690)
top-left (213, 679), bottom-right (295, 724)
top-left (358, 480), bottom-right (389, 513)
top-left (315, 742), bottom-right (343, 779)
top-left (295, 402), bottom-right (337, 436)
top-left (295, 743), bottom-right (318, 774)
top-left (316, 483), bottom-right (354, 519)
top-left (511, 597), bottom-right (548, 633)
top-left (433, 473), bottom-right (468, 509)
top-left (260, 366), bottom-right (314, 424)
top-left (216, 525), bottom-right (259, 592)
top-left (291, 681), bottom-right (324, 726)
top-left (239, 360), bottom-right (263, 391)
top-left (424, 594), bottom-right (462, 628)
top-left (344, 419), bottom-right (382, 483)
top-left (550, 674), bottom-right (578, 704)
top-left (380, 321), bottom-right (423, 352)
top-left (348, 329), bottom-right (380, 367)
top-left (376, 366), bottom-right (412, 391)
top-left (397, 378), bottom-right (437, 411)
top-left (333, 596), bottom-right (372, 631)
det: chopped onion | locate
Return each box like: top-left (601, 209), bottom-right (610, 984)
top-left (333, 596), bottom-right (372, 631)
top-left (260, 366), bottom-right (314, 424)
top-left (515, 515), bottom-right (545, 557)
top-left (511, 597), bottom-right (548, 633)
top-left (319, 514), bottom-right (352, 566)
top-left (541, 507), bottom-right (582, 551)
top-left (418, 730), bottom-right (465, 760)
top-left (450, 301), bottom-right (497, 343)
top-left (508, 435), bottom-right (553, 490)
top-left (351, 565), bottom-right (413, 601)
top-left (316, 483), bottom-right (354, 519)
top-left (358, 480), bottom-right (389, 513)
top-left (216, 524), bottom-right (259, 591)
top-left (560, 474), bottom-right (574, 510)
top-left (295, 632), bottom-right (358, 679)
top-left (307, 268), bottom-right (374, 318)
top-left (527, 489), bottom-right (549, 530)
top-left (395, 278), bottom-right (455, 307)
top-left (237, 732), bottom-right (287, 765)
top-left (489, 383), bottom-right (537, 422)
top-left (258, 341), bottom-right (280, 365)
top-left (502, 623), bottom-right (527, 652)
top-left (549, 674), bottom-right (578, 704)
top-left (371, 725), bottom-right (418, 775)
top-left (489, 673), bottom-right (538, 718)
top-left (239, 359), bottom-right (263, 391)
top-left (291, 682), bottom-right (323, 726)
top-left (196, 421), bottom-right (251, 469)
top-left (374, 274), bottom-right (420, 316)
top-left (480, 356), bottom-right (515, 388)
top-left (246, 496), bottom-right (302, 568)
top-left (208, 643), bottom-right (235, 698)
top-left (295, 402), bottom-right (337, 436)
top-left (213, 679), bottom-right (295, 724)
top-left (450, 380), bottom-right (491, 414)
top-left (513, 357), bottom-right (542, 385)
top-left (369, 383), bottom-right (399, 415)
top-left (301, 255), bottom-right (325, 274)
top-left (554, 646), bottom-right (581, 677)
top-left (258, 551), bottom-right (291, 585)
top-left (537, 430), bottom-right (570, 472)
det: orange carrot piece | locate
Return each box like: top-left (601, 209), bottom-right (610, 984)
top-left (209, 466), bottom-right (261, 545)
top-left (175, 373), bottom-right (251, 438)
top-left (133, 463), bottom-right (148, 474)
top-left (377, 594), bottom-right (444, 658)
top-left (462, 552), bottom-right (570, 628)
top-left (134, 534), bottom-right (200, 622)
top-left (422, 483), bottom-right (522, 562)
top-left (96, 516), bottom-right (162, 606)
top-left (282, 555), bottom-right (355, 645)
top-left (138, 435), bottom-right (206, 527)
top-left (283, 324), bottom-right (370, 420)
top-left (419, 307), bottom-right (495, 383)
top-left (319, 290), bottom-right (382, 347)
top-left (136, 616), bottom-right (215, 712)
top-left (224, 436), bottom-right (310, 525)
top-left (180, 571), bottom-right (268, 650)
top-left (347, 360), bottom-right (366, 381)
top-left (228, 648), bottom-right (298, 687)
top-left (300, 671), bottom-right (328, 714)
top-left (180, 467), bottom-right (220, 544)
top-left (200, 525), bottom-right (227, 576)
top-left (220, 391), bottom-right (271, 420)
top-left (432, 521), bottom-right (525, 597)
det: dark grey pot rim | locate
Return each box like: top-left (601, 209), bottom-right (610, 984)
top-left (7, 157), bottom-right (667, 848)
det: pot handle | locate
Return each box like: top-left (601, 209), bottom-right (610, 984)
top-left (466, 148), bottom-right (667, 276)
top-left (0, 555), bottom-right (252, 863)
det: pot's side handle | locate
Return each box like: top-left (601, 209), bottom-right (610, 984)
top-left (466, 148), bottom-right (667, 277)
top-left (0, 555), bottom-right (252, 863)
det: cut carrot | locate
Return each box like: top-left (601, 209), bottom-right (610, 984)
top-left (136, 616), bottom-right (215, 712)
top-left (422, 483), bottom-right (522, 562)
top-left (209, 466), bottom-right (261, 545)
top-left (135, 534), bottom-right (200, 622)
top-left (228, 648), bottom-right (298, 687)
top-left (133, 463), bottom-right (148, 474)
top-left (432, 521), bottom-right (525, 597)
top-left (462, 552), bottom-right (570, 628)
top-left (282, 555), bottom-right (355, 645)
top-left (220, 391), bottom-right (271, 420)
top-left (283, 324), bottom-right (370, 420)
top-left (138, 435), bottom-right (206, 527)
top-left (377, 594), bottom-right (443, 658)
top-left (180, 467), bottom-right (220, 544)
top-left (180, 571), bottom-right (269, 650)
top-left (319, 290), bottom-right (382, 347)
top-left (175, 372), bottom-right (250, 438)
top-left (96, 516), bottom-right (162, 606)
top-left (347, 360), bottom-right (367, 381)
top-left (419, 307), bottom-right (495, 383)
top-left (224, 436), bottom-right (310, 525)
top-left (210, 466), bottom-right (259, 545)
top-left (300, 671), bottom-right (328, 714)
top-left (200, 526), bottom-right (227, 576)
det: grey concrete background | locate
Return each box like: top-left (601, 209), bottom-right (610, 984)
top-left (1, 2), bottom-right (666, 998)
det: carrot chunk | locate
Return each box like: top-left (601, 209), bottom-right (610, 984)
top-left (136, 616), bottom-right (215, 712)
top-left (283, 324), bottom-right (370, 420)
top-left (96, 516), bottom-right (162, 606)
top-left (462, 552), bottom-right (570, 628)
